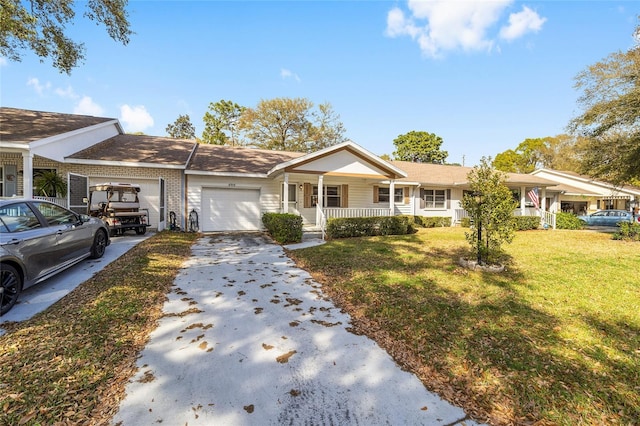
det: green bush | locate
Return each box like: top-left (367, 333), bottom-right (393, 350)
top-left (262, 213), bottom-right (303, 244)
top-left (326, 216), bottom-right (414, 239)
top-left (613, 222), bottom-right (640, 241)
top-left (460, 217), bottom-right (471, 228)
top-left (413, 216), bottom-right (452, 228)
top-left (514, 216), bottom-right (540, 230)
top-left (556, 212), bottom-right (585, 230)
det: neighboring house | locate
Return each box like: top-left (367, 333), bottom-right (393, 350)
top-left (531, 169), bottom-right (640, 215)
top-left (3, 107), bottom-right (638, 234)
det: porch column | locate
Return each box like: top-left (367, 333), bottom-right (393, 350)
top-left (389, 180), bottom-right (395, 215)
top-left (283, 173), bottom-right (289, 213)
top-left (541, 187), bottom-right (547, 211)
top-left (22, 152), bottom-right (34, 197)
top-left (316, 175), bottom-right (324, 225)
top-left (520, 186), bottom-right (526, 215)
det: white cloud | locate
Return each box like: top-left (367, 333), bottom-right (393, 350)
top-left (27, 77), bottom-right (51, 96)
top-left (74, 96), bottom-right (104, 116)
top-left (0, 57), bottom-right (7, 67)
top-left (55, 85), bottom-right (78, 99)
top-left (385, 0), bottom-right (546, 57)
top-left (120, 104), bottom-right (154, 132)
top-left (281, 68), bottom-right (301, 82)
top-left (499, 6), bottom-right (546, 41)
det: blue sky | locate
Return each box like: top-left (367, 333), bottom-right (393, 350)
top-left (1, 1), bottom-right (637, 166)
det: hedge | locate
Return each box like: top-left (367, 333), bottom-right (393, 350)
top-left (514, 216), bottom-right (540, 230)
top-left (412, 216), bottom-right (452, 228)
top-left (262, 213), bottom-right (303, 244)
top-left (325, 216), bottom-right (414, 239)
top-left (555, 212), bottom-right (585, 230)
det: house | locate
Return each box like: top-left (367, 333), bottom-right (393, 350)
top-left (3, 107), bottom-right (637, 234)
top-left (531, 168), bottom-right (640, 215)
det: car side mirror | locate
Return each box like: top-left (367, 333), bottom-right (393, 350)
top-left (79, 214), bottom-right (92, 224)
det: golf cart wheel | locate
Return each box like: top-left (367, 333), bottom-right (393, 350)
top-left (135, 226), bottom-right (146, 235)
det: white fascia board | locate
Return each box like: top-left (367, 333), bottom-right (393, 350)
top-left (30, 120), bottom-right (121, 162)
top-left (0, 142), bottom-right (29, 151)
top-left (379, 180), bottom-right (420, 186)
top-left (534, 168), bottom-right (640, 196)
top-left (267, 140), bottom-right (407, 178)
top-left (64, 158), bottom-right (185, 169)
top-left (186, 170), bottom-right (268, 178)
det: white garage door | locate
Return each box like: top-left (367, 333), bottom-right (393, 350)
top-left (202, 188), bottom-right (261, 231)
top-left (89, 178), bottom-right (160, 229)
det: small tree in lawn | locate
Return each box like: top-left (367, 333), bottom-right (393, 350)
top-left (461, 157), bottom-right (517, 265)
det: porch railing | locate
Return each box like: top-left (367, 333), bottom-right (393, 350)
top-left (323, 208), bottom-right (392, 219)
top-left (457, 208), bottom-right (556, 229)
top-left (34, 196), bottom-right (68, 208)
top-left (317, 204), bottom-right (327, 240)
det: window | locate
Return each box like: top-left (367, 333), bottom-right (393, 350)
top-left (281, 184), bottom-right (297, 204)
top-left (377, 187), bottom-right (404, 203)
top-left (311, 185), bottom-right (340, 207)
top-left (33, 202), bottom-right (77, 226)
top-left (0, 202), bottom-right (42, 233)
top-left (422, 189), bottom-right (446, 209)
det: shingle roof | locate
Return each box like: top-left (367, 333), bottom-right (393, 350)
top-left (0, 107), bottom-right (114, 143)
top-left (68, 134), bottom-right (196, 166)
top-left (391, 160), bottom-right (557, 187)
top-left (188, 144), bottom-right (304, 174)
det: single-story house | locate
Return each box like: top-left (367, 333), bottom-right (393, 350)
top-left (531, 168), bottom-right (640, 215)
top-left (2, 107), bottom-right (638, 233)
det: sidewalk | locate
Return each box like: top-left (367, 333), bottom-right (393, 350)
top-left (113, 233), bottom-right (482, 425)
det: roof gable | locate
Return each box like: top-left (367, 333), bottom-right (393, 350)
top-left (270, 141), bottom-right (406, 179)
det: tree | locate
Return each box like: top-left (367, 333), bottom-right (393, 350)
top-left (238, 97), bottom-right (346, 152)
top-left (33, 170), bottom-right (67, 197)
top-left (493, 134), bottom-right (588, 173)
top-left (166, 114), bottom-right (196, 139)
top-left (461, 158), bottom-right (517, 265)
top-left (392, 131), bottom-right (448, 164)
top-left (1, 0), bottom-right (133, 74)
top-left (308, 102), bottom-right (348, 150)
top-left (568, 23), bottom-right (640, 184)
top-left (202, 100), bottom-right (246, 145)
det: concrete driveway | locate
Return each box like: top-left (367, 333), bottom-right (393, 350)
top-left (0, 233), bottom-right (152, 335)
top-left (113, 233), bottom-right (482, 425)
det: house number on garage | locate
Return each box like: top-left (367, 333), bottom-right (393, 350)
top-left (228, 183), bottom-right (236, 187)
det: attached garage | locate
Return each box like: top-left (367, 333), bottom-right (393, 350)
top-left (88, 177), bottom-right (162, 230)
top-left (201, 187), bottom-right (262, 231)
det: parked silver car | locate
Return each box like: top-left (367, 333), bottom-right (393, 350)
top-left (577, 209), bottom-right (639, 227)
top-left (0, 199), bottom-right (110, 315)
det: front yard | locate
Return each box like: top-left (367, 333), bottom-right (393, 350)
top-left (288, 228), bottom-right (640, 425)
top-left (0, 228), bottom-right (637, 425)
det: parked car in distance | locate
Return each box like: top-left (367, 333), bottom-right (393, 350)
top-left (577, 209), bottom-right (640, 227)
top-left (0, 199), bottom-right (110, 315)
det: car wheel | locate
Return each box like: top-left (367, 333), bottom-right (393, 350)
top-left (135, 226), bottom-right (146, 235)
top-left (90, 230), bottom-right (108, 259)
top-left (1, 264), bottom-right (22, 316)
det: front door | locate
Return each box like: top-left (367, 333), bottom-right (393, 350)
top-left (68, 173), bottom-right (88, 214)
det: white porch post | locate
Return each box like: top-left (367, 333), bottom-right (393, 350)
top-left (22, 152), bottom-right (34, 197)
top-left (389, 180), bottom-right (395, 215)
top-left (541, 187), bottom-right (547, 211)
top-left (316, 175), bottom-right (324, 225)
top-left (520, 186), bottom-right (526, 215)
top-left (283, 173), bottom-right (289, 213)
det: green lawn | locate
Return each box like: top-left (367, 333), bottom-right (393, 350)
top-left (0, 229), bottom-right (637, 425)
top-left (287, 227), bottom-right (640, 425)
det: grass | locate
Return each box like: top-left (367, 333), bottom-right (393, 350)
top-left (287, 228), bottom-right (640, 425)
top-left (0, 228), bottom-right (637, 425)
top-left (0, 231), bottom-right (199, 426)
